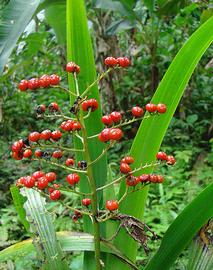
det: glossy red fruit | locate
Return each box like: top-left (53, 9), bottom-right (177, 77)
top-left (109, 128), bottom-right (123, 141)
top-left (37, 176), bottom-right (49, 190)
top-left (51, 130), bottom-right (62, 141)
top-left (106, 200), bottom-right (119, 211)
top-left (40, 130), bottom-right (52, 140)
top-left (145, 103), bottom-right (157, 113)
top-left (81, 99), bottom-right (98, 112)
top-left (82, 198), bottom-right (91, 207)
top-left (110, 111), bottom-right (122, 123)
top-left (121, 156), bottom-right (134, 164)
top-left (66, 158), bottom-right (75, 166)
top-left (166, 155), bottom-right (176, 165)
top-left (117, 57), bottom-right (131, 67)
top-left (52, 150), bottom-right (63, 159)
top-left (23, 149), bottom-right (32, 158)
top-left (23, 176), bottom-right (36, 188)
top-left (72, 122), bottom-right (81, 131)
top-left (39, 75), bottom-right (51, 88)
top-left (16, 177), bottom-right (24, 187)
top-left (66, 62), bottom-right (80, 73)
top-left (28, 78), bottom-right (40, 90)
top-left (149, 174), bottom-right (158, 183)
top-left (157, 103), bottom-right (167, 114)
top-left (102, 115), bottom-right (113, 126)
top-left (131, 106), bottom-right (144, 117)
top-left (98, 128), bottom-right (111, 142)
top-left (66, 173), bottom-right (80, 185)
top-left (157, 175), bottom-right (164, 183)
top-left (35, 149), bottom-right (43, 158)
top-left (12, 151), bottom-right (23, 160)
top-left (120, 163), bottom-right (131, 174)
top-left (46, 172), bottom-right (57, 182)
top-left (48, 102), bottom-right (59, 112)
top-left (50, 190), bottom-right (61, 200)
top-left (126, 176), bottom-right (139, 186)
top-left (156, 151), bottom-right (167, 161)
top-left (104, 57), bottom-right (118, 66)
top-left (139, 174), bottom-right (150, 183)
top-left (12, 141), bottom-right (23, 152)
top-left (18, 80), bottom-right (28, 91)
top-left (50, 74), bottom-right (60, 85)
top-left (29, 132), bottom-right (40, 142)
top-left (32, 171), bottom-right (45, 179)
top-left (36, 104), bottom-right (46, 114)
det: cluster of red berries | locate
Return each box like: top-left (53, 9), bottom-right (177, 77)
top-left (102, 111), bottom-right (122, 126)
top-left (36, 102), bottom-right (59, 115)
top-left (98, 128), bottom-right (123, 142)
top-left (60, 120), bottom-right (81, 132)
top-left (145, 103), bottom-right (167, 114)
top-left (81, 99), bottom-right (98, 112)
top-left (16, 171), bottom-right (61, 200)
top-left (156, 151), bottom-right (176, 165)
top-left (104, 57), bottom-right (131, 68)
top-left (18, 74), bottom-right (60, 92)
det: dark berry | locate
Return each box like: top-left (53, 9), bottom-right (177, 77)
top-left (77, 160), bottom-right (87, 169)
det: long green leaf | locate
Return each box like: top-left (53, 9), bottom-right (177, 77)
top-left (145, 182), bottom-right (213, 270)
top-left (0, 0), bottom-right (40, 74)
top-left (110, 15), bottom-right (213, 270)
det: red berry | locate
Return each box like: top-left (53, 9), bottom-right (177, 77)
top-left (23, 149), bottom-right (32, 158)
top-left (156, 151), bottom-right (167, 161)
top-left (28, 78), bottom-right (40, 90)
top-left (18, 80), bottom-right (28, 91)
top-left (98, 128), bottom-right (111, 142)
top-left (82, 198), bottom-right (91, 207)
top-left (109, 128), bottom-right (123, 141)
top-left (39, 75), bottom-right (51, 88)
top-left (156, 103), bottom-right (167, 114)
top-left (48, 102), bottom-right (59, 112)
top-left (102, 115), bottom-right (113, 126)
top-left (72, 122), bottom-right (81, 131)
top-left (120, 163), bottom-right (131, 174)
top-left (66, 62), bottom-right (80, 73)
top-left (46, 172), bottom-right (57, 182)
top-left (106, 200), bottom-right (119, 211)
top-left (145, 103), bottom-right (157, 113)
top-left (66, 173), bottom-right (80, 185)
top-left (104, 57), bottom-right (118, 66)
top-left (66, 158), bottom-right (75, 166)
top-left (131, 106), bottom-right (144, 117)
top-left (149, 174), bottom-right (158, 183)
top-left (139, 174), bottom-right (150, 183)
top-left (12, 151), bottom-right (23, 160)
top-left (166, 155), bottom-right (176, 165)
top-left (126, 176), bottom-right (139, 186)
top-left (52, 150), bottom-right (63, 159)
top-left (157, 175), bottom-right (164, 183)
top-left (36, 104), bottom-right (46, 114)
top-left (12, 141), bottom-right (23, 152)
top-left (81, 99), bottom-right (98, 112)
top-left (29, 132), bottom-right (40, 142)
top-left (51, 130), bottom-right (62, 141)
top-left (50, 74), bottom-right (60, 85)
top-left (16, 177), bottom-right (24, 187)
top-left (23, 176), bottom-right (35, 188)
top-left (32, 171), bottom-right (45, 179)
top-left (110, 111), bottom-right (122, 123)
top-left (117, 57), bottom-right (131, 67)
top-left (50, 190), bottom-right (61, 200)
top-left (35, 149), bottom-right (43, 158)
top-left (37, 176), bottom-right (49, 190)
top-left (121, 156), bottom-right (134, 164)
top-left (40, 130), bottom-right (52, 140)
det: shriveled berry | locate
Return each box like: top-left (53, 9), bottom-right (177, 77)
top-left (37, 176), bottom-right (49, 189)
top-left (40, 130), bottom-right (52, 140)
top-left (126, 176), bottom-right (139, 186)
top-left (166, 155), bottom-right (176, 165)
top-left (50, 190), bottom-right (61, 200)
top-left (46, 172), bottom-right (57, 182)
top-left (157, 103), bottom-right (167, 114)
top-left (121, 156), bottom-right (134, 164)
top-left (66, 158), bottom-right (75, 167)
top-left (50, 74), bottom-right (60, 85)
top-left (52, 150), bottom-right (63, 159)
top-left (48, 102), bottom-right (59, 112)
top-left (66, 173), bottom-right (80, 185)
top-left (29, 132), bottom-right (40, 142)
top-left (109, 128), bottom-right (123, 141)
top-left (35, 149), bottom-right (43, 158)
top-left (104, 57), bottom-right (118, 66)
top-left (120, 163), bottom-right (131, 174)
top-left (106, 200), bottom-right (119, 211)
top-left (82, 198), bottom-right (91, 207)
top-left (32, 171), bottom-right (45, 179)
top-left (117, 57), bottom-right (131, 67)
top-left (66, 62), bottom-right (80, 73)
top-left (18, 80), bottom-right (28, 91)
top-left (102, 115), bottom-right (113, 126)
top-left (23, 176), bottom-right (35, 188)
top-left (145, 103), bottom-right (157, 113)
top-left (23, 149), bottom-right (32, 158)
top-left (110, 111), bottom-right (122, 123)
top-left (156, 151), bottom-right (167, 161)
top-left (51, 130), bottom-right (62, 141)
top-left (132, 106), bottom-right (144, 118)
top-left (139, 174), bottom-right (150, 183)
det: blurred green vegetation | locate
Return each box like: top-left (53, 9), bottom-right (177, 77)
top-left (0, 1), bottom-right (212, 269)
